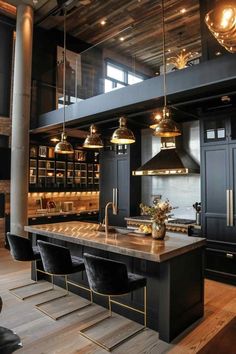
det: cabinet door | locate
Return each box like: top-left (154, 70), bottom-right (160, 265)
top-left (99, 152), bottom-right (117, 223)
top-left (227, 144), bottom-right (236, 242)
top-left (202, 145), bottom-right (229, 242)
top-left (99, 151), bottom-right (129, 226)
top-left (116, 157), bottom-right (129, 226)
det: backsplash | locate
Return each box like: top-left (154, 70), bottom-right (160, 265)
top-left (141, 121), bottom-right (201, 219)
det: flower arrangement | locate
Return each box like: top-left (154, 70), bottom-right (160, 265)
top-left (140, 199), bottom-right (172, 224)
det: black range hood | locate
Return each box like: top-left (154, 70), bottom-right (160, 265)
top-left (133, 138), bottom-right (200, 176)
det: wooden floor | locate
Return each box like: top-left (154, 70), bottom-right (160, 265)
top-left (1, 248), bottom-right (236, 354)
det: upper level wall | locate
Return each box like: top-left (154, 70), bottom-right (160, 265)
top-left (0, 15), bottom-right (14, 118)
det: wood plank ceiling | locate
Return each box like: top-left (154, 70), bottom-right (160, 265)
top-left (4, 0), bottom-right (201, 72)
top-left (37, 0), bottom-right (201, 71)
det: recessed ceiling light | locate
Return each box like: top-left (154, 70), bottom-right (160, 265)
top-left (119, 37), bottom-right (125, 41)
top-left (168, 49), bottom-right (171, 52)
top-left (180, 8), bottom-right (186, 14)
top-left (215, 51), bottom-right (221, 56)
top-left (50, 137), bottom-right (60, 142)
top-left (155, 72), bottom-right (160, 75)
top-left (100, 20), bottom-right (106, 26)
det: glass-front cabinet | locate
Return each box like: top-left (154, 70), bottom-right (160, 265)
top-left (202, 116), bottom-right (236, 145)
top-left (29, 159), bottom-right (37, 184)
top-left (29, 145), bottom-right (99, 191)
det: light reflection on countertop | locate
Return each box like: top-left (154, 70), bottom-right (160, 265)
top-left (24, 221), bottom-right (205, 263)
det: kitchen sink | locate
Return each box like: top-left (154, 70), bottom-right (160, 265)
top-left (98, 225), bottom-right (131, 234)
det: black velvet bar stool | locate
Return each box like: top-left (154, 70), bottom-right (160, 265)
top-left (80, 253), bottom-right (147, 352)
top-left (7, 233), bottom-right (54, 300)
top-left (0, 296), bottom-right (22, 354)
top-left (36, 240), bottom-right (92, 320)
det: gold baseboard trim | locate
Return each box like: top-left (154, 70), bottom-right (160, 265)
top-left (79, 287), bottom-right (147, 351)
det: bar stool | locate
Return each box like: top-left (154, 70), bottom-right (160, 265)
top-left (80, 253), bottom-right (147, 352)
top-left (36, 240), bottom-right (92, 320)
top-left (7, 233), bottom-right (53, 300)
top-left (0, 296), bottom-right (22, 354)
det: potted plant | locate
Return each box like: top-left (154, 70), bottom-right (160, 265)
top-left (140, 200), bottom-right (172, 240)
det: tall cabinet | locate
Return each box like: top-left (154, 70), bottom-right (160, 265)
top-left (201, 115), bottom-right (236, 284)
top-left (99, 137), bottom-right (141, 227)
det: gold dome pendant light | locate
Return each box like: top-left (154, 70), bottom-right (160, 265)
top-left (154, 0), bottom-right (181, 138)
top-left (205, 2), bottom-right (236, 53)
top-left (110, 117), bottom-right (135, 144)
top-left (55, 9), bottom-right (74, 154)
top-left (83, 124), bottom-right (103, 149)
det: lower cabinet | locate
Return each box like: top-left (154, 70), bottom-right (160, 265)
top-left (205, 242), bottom-right (236, 285)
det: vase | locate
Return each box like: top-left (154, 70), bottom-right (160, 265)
top-left (152, 221), bottom-right (166, 240)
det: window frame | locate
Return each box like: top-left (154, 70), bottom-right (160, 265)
top-left (104, 58), bottom-right (147, 93)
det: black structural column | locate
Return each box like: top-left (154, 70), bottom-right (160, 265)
top-left (10, 4), bottom-right (34, 236)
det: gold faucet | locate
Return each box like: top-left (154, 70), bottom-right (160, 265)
top-left (105, 201), bottom-right (118, 235)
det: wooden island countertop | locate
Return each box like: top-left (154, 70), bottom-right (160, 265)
top-left (25, 221), bottom-right (205, 263)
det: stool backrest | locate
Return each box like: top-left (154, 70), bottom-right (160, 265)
top-left (37, 240), bottom-right (73, 275)
top-left (84, 253), bottom-right (129, 295)
top-left (7, 233), bottom-right (35, 261)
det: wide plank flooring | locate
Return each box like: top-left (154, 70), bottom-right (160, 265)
top-left (0, 248), bottom-right (236, 353)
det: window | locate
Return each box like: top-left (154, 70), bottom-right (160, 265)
top-left (104, 60), bottom-right (145, 93)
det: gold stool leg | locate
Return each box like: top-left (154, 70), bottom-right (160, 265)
top-left (79, 287), bottom-right (147, 352)
top-left (35, 274), bottom-right (91, 320)
top-left (9, 260), bottom-right (54, 300)
top-left (144, 286), bottom-right (147, 327)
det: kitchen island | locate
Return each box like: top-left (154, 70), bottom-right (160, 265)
top-left (25, 221), bottom-right (205, 343)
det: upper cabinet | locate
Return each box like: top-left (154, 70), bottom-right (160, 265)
top-left (201, 116), bottom-right (236, 145)
top-left (99, 138), bottom-right (141, 227)
top-left (29, 145), bottom-right (99, 192)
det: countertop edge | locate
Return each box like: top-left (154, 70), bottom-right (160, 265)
top-left (24, 223), bottom-right (206, 263)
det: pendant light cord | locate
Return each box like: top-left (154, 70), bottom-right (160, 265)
top-left (161, 0), bottom-right (167, 108)
top-left (63, 8), bottom-right (67, 134)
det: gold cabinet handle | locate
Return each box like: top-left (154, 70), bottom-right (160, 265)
top-left (230, 189), bottom-right (234, 227)
top-left (227, 189), bottom-right (230, 226)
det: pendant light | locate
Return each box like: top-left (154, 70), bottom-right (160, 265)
top-left (110, 117), bottom-right (135, 144)
top-left (205, 2), bottom-right (236, 53)
top-left (83, 124), bottom-right (103, 149)
top-left (55, 9), bottom-right (74, 155)
top-left (154, 0), bottom-right (181, 138)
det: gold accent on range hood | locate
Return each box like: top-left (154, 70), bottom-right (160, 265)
top-left (133, 168), bottom-right (189, 176)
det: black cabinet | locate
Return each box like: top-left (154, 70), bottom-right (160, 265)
top-left (202, 143), bottom-right (236, 244)
top-left (205, 245), bottom-right (236, 285)
top-left (201, 115), bottom-right (236, 283)
top-left (99, 141), bottom-right (141, 226)
top-left (201, 115), bottom-right (236, 146)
